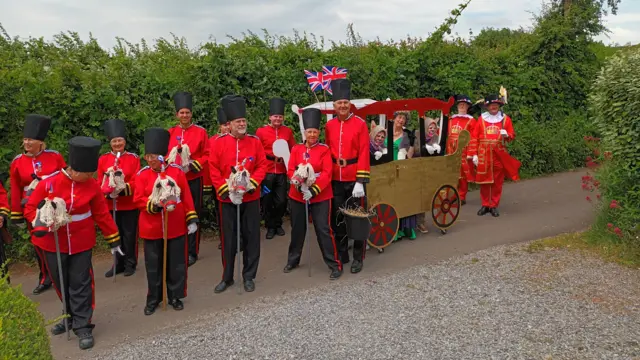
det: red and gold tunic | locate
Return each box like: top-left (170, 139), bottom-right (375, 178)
top-left (287, 142), bottom-right (333, 204)
top-left (0, 180), bottom-right (9, 221)
top-left (255, 124), bottom-right (296, 174)
top-left (10, 150), bottom-right (66, 222)
top-left (467, 113), bottom-right (517, 184)
top-left (446, 114), bottom-right (477, 181)
top-left (167, 124), bottom-right (209, 181)
top-left (97, 151), bottom-right (140, 211)
top-left (325, 114), bottom-right (370, 183)
top-left (23, 170), bottom-right (121, 254)
top-left (134, 164), bottom-right (197, 240)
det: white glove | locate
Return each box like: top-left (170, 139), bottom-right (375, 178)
top-left (229, 192), bottom-right (243, 205)
top-left (352, 182), bottom-right (365, 198)
top-left (397, 149), bottom-right (407, 160)
top-left (374, 151), bottom-right (382, 160)
top-left (187, 223), bottom-right (198, 234)
top-left (382, 148), bottom-right (388, 155)
top-left (425, 144), bottom-right (435, 155)
top-left (109, 191), bottom-right (118, 199)
top-left (433, 144), bottom-right (441, 154)
top-left (500, 129), bottom-right (508, 137)
top-left (302, 189), bottom-right (313, 201)
top-left (111, 246), bottom-right (125, 256)
top-left (472, 155), bottom-right (479, 166)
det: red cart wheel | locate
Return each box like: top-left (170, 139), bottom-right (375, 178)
top-left (368, 203), bottom-right (398, 249)
top-left (431, 185), bottom-right (460, 230)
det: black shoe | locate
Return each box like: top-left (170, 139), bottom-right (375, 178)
top-left (188, 255), bottom-right (197, 267)
top-left (218, 242), bottom-right (222, 250)
top-left (330, 269), bottom-right (342, 280)
top-left (490, 208), bottom-right (500, 217)
top-left (105, 267), bottom-right (124, 278)
top-left (32, 283), bottom-right (51, 295)
top-left (214, 280), bottom-right (234, 294)
top-left (51, 321), bottom-right (70, 335)
top-left (169, 299), bottom-right (184, 311)
top-left (350, 260), bottom-right (363, 274)
top-left (123, 267), bottom-right (136, 277)
top-left (477, 206), bottom-right (489, 216)
top-left (266, 228), bottom-right (276, 239)
top-left (144, 303), bottom-right (158, 316)
top-left (283, 264), bottom-right (297, 273)
top-left (78, 332), bottom-right (94, 350)
top-left (461, 199), bottom-right (466, 206)
top-left (276, 227), bottom-right (285, 236)
top-left (244, 279), bottom-right (255, 292)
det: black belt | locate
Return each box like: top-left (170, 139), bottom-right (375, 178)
top-left (266, 154), bottom-right (284, 163)
top-left (332, 157), bottom-right (358, 167)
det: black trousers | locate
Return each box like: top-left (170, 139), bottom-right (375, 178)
top-left (143, 236), bottom-right (187, 306)
top-left (287, 199), bottom-right (342, 271)
top-left (28, 222), bottom-right (52, 287)
top-left (261, 173), bottom-right (288, 229)
top-left (330, 181), bottom-right (367, 264)
top-left (187, 177), bottom-right (203, 257)
top-left (0, 237), bottom-right (8, 283)
top-left (219, 200), bottom-right (261, 282)
top-left (111, 209), bottom-right (139, 271)
top-left (43, 249), bottom-right (95, 335)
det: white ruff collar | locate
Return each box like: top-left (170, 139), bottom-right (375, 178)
top-left (482, 112), bottom-right (504, 124)
top-left (452, 114), bottom-right (474, 119)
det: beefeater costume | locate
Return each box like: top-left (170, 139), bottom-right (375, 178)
top-left (284, 108), bottom-right (342, 279)
top-left (467, 94), bottom-right (521, 217)
top-left (446, 94), bottom-right (477, 205)
top-left (325, 79), bottom-right (371, 274)
top-left (24, 136), bottom-right (121, 350)
top-left (256, 97), bottom-right (296, 239)
top-left (0, 178), bottom-right (11, 283)
top-left (167, 91), bottom-right (209, 267)
top-left (98, 119), bottom-right (141, 277)
top-left (134, 127), bottom-right (198, 315)
top-left (209, 95), bottom-right (268, 294)
top-left (10, 114), bottom-right (67, 295)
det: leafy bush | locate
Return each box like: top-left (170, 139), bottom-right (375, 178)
top-left (0, 274), bottom-right (53, 359)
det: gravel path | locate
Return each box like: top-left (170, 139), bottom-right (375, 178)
top-left (91, 242), bottom-right (640, 360)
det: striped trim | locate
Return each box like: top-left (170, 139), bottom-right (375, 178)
top-left (0, 207), bottom-right (9, 217)
top-left (191, 160), bottom-right (202, 172)
top-left (104, 232), bottom-right (121, 244)
top-left (310, 184), bottom-right (321, 197)
top-left (217, 183), bottom-right (229, 197)
top-left (146, 200), bottom-right (158, 214)
top-left (185, 210), bottom-right (198, 222)
top-left (124, 183), bottom-right (132, 196)
top-left (250, 178), bottom-right (259, 188)
top-left (10, 211), bottom-right (23, 220)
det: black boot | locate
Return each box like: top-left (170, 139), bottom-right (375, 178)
top-left (105, 266), bottom-right (124, 278)
top-left (276, 227), bottom-right (285, 236)
top-left (144, 303), bottom-right (158, 316)
top-left (477, 206), bottom-right (489, 216)
top-left (32, 283), bottom-right (51, 295)
top-left (283, 264), bottom-right (297, 273)
top-left (78, 332), bottom-right (94, 350)
top-left (461, 199), bottom-right (466, 206)
top-left (244, 279), bottom-right (255, 292)
top-left (188, 255), bottom-right (197, 267)
top-left (266, 228), bottom-right (276, 239)
top-left (51, 320), bottom-right (71, 335)
top-left (490, 207), bottom-right (500, 217)
top-left (330, 269), bottom-right (343, 280)
top-left (123, 267), bottom-right (136, 277)
top-left (214, 280), bottom-right (234, 294)
top-left (169, 299), bottom-right (184, 311)
top-left (350, 260), bottom-right (363, 274)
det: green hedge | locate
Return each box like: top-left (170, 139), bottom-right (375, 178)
top-left (0, 2), bottom-right (617, 261)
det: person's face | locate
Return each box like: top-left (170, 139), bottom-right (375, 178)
top-left (394, 115), bottom-right (406, 128)
top-left (487, 103), bottom-right (500, 115)
top-left (374, 131), bottom-right (385, 145)
top-left (333, 100), bottom-right (350, 118)
top-left (110, 137), bottom-right (126, 153)
top-left (428, 123), bottom-right (438, 136)
top-left (219, 123), bottom-right (230, 134)
top-left (23, 138), bottom-right (43, 154)
top-left (145, 154), bottom-right (162, 170)
top-left (305, 128), bottom-right (319, 145)
top-left (457, 102), bottom-right (470, 114)
top-left (269, 114), bottom-right (284, 127)
top-left (176, 108), bottom-right (192, 126)
top-left (229, 118), bottom-right (247, 136)
top-left (69, 169), bottom-right (94, 182)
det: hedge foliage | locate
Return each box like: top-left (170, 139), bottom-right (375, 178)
top-left (0, 1), bottom-right (622, 261)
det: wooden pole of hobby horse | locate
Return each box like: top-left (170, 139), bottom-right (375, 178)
top-left (306, 200), bottom-right (311, 277)
top-left (236, 204), bottom-right (242, 295)
top-left (112, 199), bottom-right (117, 283)
top-left (162, 209), bottom-right (169, 310)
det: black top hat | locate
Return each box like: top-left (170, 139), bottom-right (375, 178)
top-left (103, 119), bottom-right (126, 141)
top-left (68, 136), bottom-right (101, 173)
top-left (217, 107), bottom-right (228, 125)
top-left (269, 97), bottom-right (286, 116)
top-left (222, 95), bottom-right (247, 121)
top-left (331, 79), bottom-right (351, 101)
top-left (144, 128), bottom-right (170, 155)
top-left (173, 91), bottom-right (193, 112)
top-left (23, 114), bottom-right (52, 141)
top-left (484, 94), bottom-right (504, 106)
top-left (454, 94), bottom-right (473, 106)
top-left (302, 108), bottom-right (322, 130)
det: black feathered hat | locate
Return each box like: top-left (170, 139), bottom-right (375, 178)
top-left (484, 94), bottom-right (504, 107)
top-left (454, 94), bottom-right (473, 106)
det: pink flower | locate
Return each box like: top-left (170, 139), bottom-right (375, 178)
top-left (607, 223), bottom-right (613, 228)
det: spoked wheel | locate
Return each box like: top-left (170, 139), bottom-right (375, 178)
top-left (368, 203), bottom-right (398, 251)
top-left (431, 185), bottom-right (461, 232)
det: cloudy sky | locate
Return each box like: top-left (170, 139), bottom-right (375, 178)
top-left (1, 0), bottom-right (639, 50)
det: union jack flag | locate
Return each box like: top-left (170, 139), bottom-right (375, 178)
top-left (304, 70), bottom-right (327, 93)
top-left (304, 66), bottom-right (348, 94)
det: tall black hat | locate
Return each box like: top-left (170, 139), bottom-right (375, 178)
top-left (454, 94), bottom-right (473, 106)
top-left (217, 107), bottom-right (228, 125)
top-left (331, 79), bottom-right (351, 101)
top-left (173, 91), bottom-right (193, 112)
top-left (484, 94), bottom-right (504, 106)
top-left (222, 95), bottom-right (246, 121)
top-left (68, 136), bottom-right (101, 173)
top-left (23, 114), bottom-right (52, 141)
top-left (103, 119), bottom-right (126, 141)
top-left (302, 108), bottom-right (322, 130)
top-left (269, 97), bottom-right (286, 116)
top-left (144, 128), bottom-right (170, 155)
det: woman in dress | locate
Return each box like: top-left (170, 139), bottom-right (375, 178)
top-left (391, 112), bottom-right (417, 240)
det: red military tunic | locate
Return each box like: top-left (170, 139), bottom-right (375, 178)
top-left (10, 150), bottom-right (66, 222)
top-left (325, 114), bottom-right (371, 183)
top-left (255, 125), bottom-right (296, 174)
top-left (23, 170), bottom-right (121, 254)
top-left (97, 151), bottom-right (141, 211)
top-left (203, 134), bottom-right (224, 194)
top-left (133, 164), bottom-right (197, 240)
top-left (0, 180), bottom-right (8, 221)
top-left (287, 142), bottom-right (333, 204)
top-left (446, 114), bottom-right (477, 182)
top-left (208, 134), bottom-right (268, 203)
top-left (167, 124), bottom-right (209, 181)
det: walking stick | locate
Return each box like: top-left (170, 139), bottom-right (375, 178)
top-left (48, 184), bottom-right (70, 341)
top-left (305, 200), bottom-right (311, 277)
top-left (112, 151), bottom-right (121, 283)
top-left (162, 208), bottom-right (168, 310)
top-left (236, 203), bottom-right (242, 295)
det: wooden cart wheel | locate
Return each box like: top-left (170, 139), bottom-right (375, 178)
top-left (431, 185), bottom-right (461, 231)
top-left (368, 203), bottom-right (398, 250)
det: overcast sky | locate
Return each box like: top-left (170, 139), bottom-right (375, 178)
top-left (1, 0), bottom-right (639, 50)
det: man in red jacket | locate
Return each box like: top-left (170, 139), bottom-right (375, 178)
top-left (25, 136), bottom-right (121, 350)
top-left (167, 91), bottom-right (208, 267)
top-left (134, 127), bottom-right (198, 315)
top-left (256, 97), bottom-right (296, 239)
top-left (325, 79), bottom-right (370, 274)
top-left (98, 119), bottom-right (141, 277)
top-left (209, 95), bottom-right (267, 293)
top-left (446, 95), bottom-right (477, 205)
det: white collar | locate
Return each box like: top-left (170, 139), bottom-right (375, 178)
top-left (452, 114), bottom-right (474, 119)
top-left (482, 112), bottom-right (504, 124)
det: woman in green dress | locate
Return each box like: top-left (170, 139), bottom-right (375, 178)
top-left (391, 112), bottom-right (417, 240)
